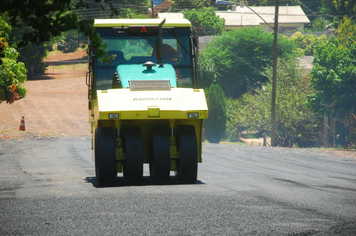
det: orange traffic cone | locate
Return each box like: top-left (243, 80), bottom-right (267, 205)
top-left (19, 116), bottom-right (25, 131)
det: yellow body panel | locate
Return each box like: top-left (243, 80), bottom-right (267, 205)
top-left (90, 87), bottom-right (208, 166)
top-left (96, 88), bottom-right (208, 120)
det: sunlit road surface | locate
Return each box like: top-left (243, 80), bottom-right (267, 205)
top-left (1, 139), bottom-right (355, 235)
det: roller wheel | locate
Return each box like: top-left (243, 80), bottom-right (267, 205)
top-left (176, 125), bottom-right (198, 184)
top-left (149, 126), bottom-right (170, 184)
top-left (123, 127), bottom-right (143, 185)
top-left (95, 127), bottom-right (117, 187)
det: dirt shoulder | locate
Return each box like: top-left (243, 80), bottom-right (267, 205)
top-left (239, 138), bottom-right (355, 159)
top-left (0, 50), bottom-right (90, 140)
top-left (321, 149), bottom-right (356, 159)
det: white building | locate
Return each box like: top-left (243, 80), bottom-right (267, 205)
top-left (216, 5), bottom-right (310, 33)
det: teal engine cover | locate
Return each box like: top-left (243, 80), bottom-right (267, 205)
top-left (117, 63), bottom-right (177, 88)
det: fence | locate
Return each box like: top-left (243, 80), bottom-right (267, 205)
top-left (44, 60), bottom-right (88, 74)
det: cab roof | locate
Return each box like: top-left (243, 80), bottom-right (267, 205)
top-left (94, 18), bottom-right (191, 28)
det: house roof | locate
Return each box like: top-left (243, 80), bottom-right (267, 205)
top-left (215, 0), bottom-right (235, 5)
top-left (249, 6), bottom-right (310, 24)
top-left (217, 5), bottom-right (310, 27)
top-left (216, 12), bottom-right (260, 27)
top-left (148, 0), bottom-right (173, 17)
top-left (298, 56), bottom-right (313, 71)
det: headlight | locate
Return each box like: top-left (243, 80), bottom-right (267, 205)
top-left (109, 113), bottom-right (119, 119)
top-left (188, 112), bottom-right (199, 118)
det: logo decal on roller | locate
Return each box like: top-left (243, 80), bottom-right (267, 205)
top-left (133, 97), bottom-right (172, 101)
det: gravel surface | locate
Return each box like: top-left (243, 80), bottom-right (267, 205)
top-left (0, 139), bottom-right (356, 235)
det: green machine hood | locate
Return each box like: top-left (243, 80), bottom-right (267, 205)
top-left (116, 62), bottom-right (177, 89)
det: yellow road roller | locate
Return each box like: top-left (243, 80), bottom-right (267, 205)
top-left (87, 18), bottom-right (208, 186)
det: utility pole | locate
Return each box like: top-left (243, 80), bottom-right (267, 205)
top-left (271, 0), bottom-right (279, 146)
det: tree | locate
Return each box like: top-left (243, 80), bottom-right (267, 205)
top-left (200, 27), bottom-right (298, 99)
top-left (204, 83), bottom-right (226, 143)
top-left (309, 36), bottom-right (356, 118)
top-left (0, 17), bottom-right (27, 104)
top-left (336, 16), bottom-right (356, 46)
top-left (320, 0), bottom-right (338, 16)
top-left (1, 0), bottom-right (126, 59)
top-left (332, 0), bottom-right (356, 15)
top-left (1, 0), bottom-right (152, 68)
top-left (227, 59), bottom-right (319, 147)
top-left (290, 32), bottom-right (327, 56)
top-left (1, 0), bottom-right (149, 46)
top-left (9, 27), bottom-right (48, 76)
top-left (309, 17), bottom-right (356, 119)
top-left (310, 17), bottom-right (333, 32)
top-left (182, 7), bottom-right (225, 36)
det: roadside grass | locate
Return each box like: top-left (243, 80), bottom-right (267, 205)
top-left (203, 139), bottom-right (247, 145)
top-left (46, 49), bottom-right (64, 57)
top-left (46, 47), bottom-right (86, 59)
top-left (46, 63), bottom-right (87, 74)
top-left (311, 146), bottom-right (356, 151)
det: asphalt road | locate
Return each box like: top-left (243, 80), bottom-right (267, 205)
top-left (1, 138), bottom-right (356, 235)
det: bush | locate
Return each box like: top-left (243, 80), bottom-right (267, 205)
top-left (204, 83), bottom-right (226, 143)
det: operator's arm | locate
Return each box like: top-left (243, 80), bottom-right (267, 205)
top-left (162, 44), bottom-right (182, 61)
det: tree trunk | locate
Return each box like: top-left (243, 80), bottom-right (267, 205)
top-left (322, 115), bottom-right (329, 147)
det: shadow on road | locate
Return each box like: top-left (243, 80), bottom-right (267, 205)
top-left (85, 176), bottom-right (205, 188)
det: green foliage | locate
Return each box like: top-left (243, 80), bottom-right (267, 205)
top-left (123, 40), bottom-right (151, 59)
top-left (57, 30), bottom-right (82, 53)
top-left (121, 10), bottom-right (149, 19)
top-left (182, 7), bottom-right (225, 36)
top-left (295, 0), bottom-right (322, 21)
top-left (333, 0), bottom-right (356, 15)
top-left (227, 59), bottom-right (319, 147)
top-left (3, 0), bottom-right (78, 45)
top-left (311, 17), bottom-right (332, 32)
top-left (309, 36), bottom-right (356, 118)
top-left (320, 0), bottom-right (339, 15)
top-left (17, 43), bottom-right (48, 75)
top-left (200, 27), bottom-right (298, 99)
top-left (9, 27), bottom-right (48, 76)
top-left (0, 37), bottom-right (27, 104)
top-left (1, 1), bottom-right (112, 59)
top-left (0, 16), bottom-right (11, 39)
top-left (336, 17), bottom-right (356, 46)
top-left (226, 94), bottom-right (270, 142)
top-left (290, 32), bottom-right (327, 56)
top-left (308, 17), bottom-right (356, 119)
top-left (204, 83), bottom-right (226, 143)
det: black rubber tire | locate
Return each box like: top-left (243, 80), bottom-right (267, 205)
top-left (149, 126), bottom-right (170, 184)
top-left (123, 126), bottom-right (143, 185)
top-left (176, 125), bottom-right (198, 184)
top-left (95, 127), bottom-right (117, 187)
